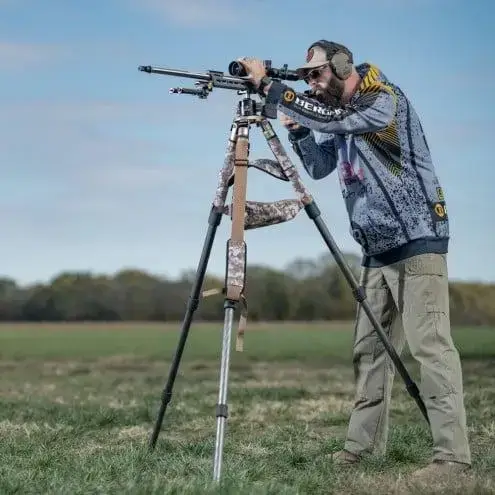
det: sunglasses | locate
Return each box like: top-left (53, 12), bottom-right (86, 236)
top-left (303, 64), bottom-right (329, 83)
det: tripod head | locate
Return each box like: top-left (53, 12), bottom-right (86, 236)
top-left (137, 60), bottom-right (300, 118)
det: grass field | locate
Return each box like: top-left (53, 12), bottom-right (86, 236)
top-left (0, 322), bottom-right (494, 494)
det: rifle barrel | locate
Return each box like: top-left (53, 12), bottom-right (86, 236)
top-left (138, 65), bottom-right (245, 84)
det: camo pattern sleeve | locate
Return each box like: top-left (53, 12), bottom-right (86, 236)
top-left (266, 80), bottom-right (396, 135)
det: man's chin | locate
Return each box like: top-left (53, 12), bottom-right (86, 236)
top-left (314, 92), bottom-right (341, 107)
top-left (313, 78), bottom-right (345, 107)
top-left (312, 89), bottom-right (327, 100)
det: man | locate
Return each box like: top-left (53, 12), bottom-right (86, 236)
top-left (236, 40), bottom-right (471, 481)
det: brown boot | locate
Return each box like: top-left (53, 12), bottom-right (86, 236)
top-left (410, 460), bottom-right (471, 484)
top-left (331, 449), bottom-right (361, 466)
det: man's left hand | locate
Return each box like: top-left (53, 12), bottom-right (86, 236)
top-left (236, 57), bottom-right (266, 88)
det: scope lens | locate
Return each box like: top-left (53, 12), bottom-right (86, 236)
top-left (228, 61), bottom-right (246, 77)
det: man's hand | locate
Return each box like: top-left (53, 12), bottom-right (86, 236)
top-left (236, 57), bottom-right (266, 89)
top-left (279, 112), bottom-right (301, 131)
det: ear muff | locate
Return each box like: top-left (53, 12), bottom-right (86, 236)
top-left (329, 51), bottom-right (353, 80)
top-left (308, 40), bottom-right (354, 80)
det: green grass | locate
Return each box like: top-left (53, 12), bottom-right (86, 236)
top-left (0, 322), bottom-right (494, 494)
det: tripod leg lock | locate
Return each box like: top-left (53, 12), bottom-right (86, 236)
top-left (352, 286), bottom-right (366, 303)
top-left (216, 403), bottom-right (229, 419)
top-left (224, 299), bottom-right (236, 310)
top-left (186, 296), bottom-right (200, 312)
top-left (161, 390), bottom-right (173, 405)
top-left (304, 201), bottom-right (321, 220)
top-left (208, 206), bottom-right (223, 226)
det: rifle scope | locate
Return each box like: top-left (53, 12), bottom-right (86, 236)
top-left (228, 60), bottom-right (300, 81)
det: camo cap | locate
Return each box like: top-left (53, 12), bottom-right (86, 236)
top-left (296, 40), bottom-right (354, 74)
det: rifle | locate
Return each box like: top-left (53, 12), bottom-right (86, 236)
top-left (138, 60), bottom-right (300, 117)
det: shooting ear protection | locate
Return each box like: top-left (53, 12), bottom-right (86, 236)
top-left (309, 41), bottom-right (353, 80)
top-left (329, 51), bottom-right (353, 80)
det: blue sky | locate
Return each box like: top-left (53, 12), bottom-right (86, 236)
top-left (1, 0), bottom-right (494, 285)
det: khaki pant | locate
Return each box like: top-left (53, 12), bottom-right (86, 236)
top-left (344, 253), bottom-right (471, 465)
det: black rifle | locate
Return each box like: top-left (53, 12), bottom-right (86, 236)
top-left (138, 60), bottom-right (300, 118)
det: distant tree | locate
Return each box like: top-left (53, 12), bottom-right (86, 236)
top-left (0, 252), bottom-right (490, 325)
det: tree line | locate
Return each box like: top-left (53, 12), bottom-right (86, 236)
top-left (0, 252), bottom-right (494, 326)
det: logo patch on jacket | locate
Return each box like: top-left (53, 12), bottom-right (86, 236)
top-left (283, 89), bottom-right (295, 103)
top-left (432, 201), bottom-right (447, 220)
top-left (293, 96), bottom-right (344, 117)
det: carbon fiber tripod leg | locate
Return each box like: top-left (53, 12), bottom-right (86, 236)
top-left (304, 200), bottom-right (430, 425)
top-left (147, 121), bottom-right (238, 451)
top-left (148, 206), bottom-right (223, 450)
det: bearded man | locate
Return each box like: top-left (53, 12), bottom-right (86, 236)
top-left (236, 40), bottom-right (471, 483)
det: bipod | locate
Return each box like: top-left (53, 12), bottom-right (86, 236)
top-left (147, 91), bottom-right (430, 482)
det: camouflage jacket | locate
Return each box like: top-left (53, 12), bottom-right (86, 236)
top-left (265, 63), bottom-right (449, 264)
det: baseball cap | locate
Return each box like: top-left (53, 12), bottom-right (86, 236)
top-left (296, 40), bottom-right (354, 75)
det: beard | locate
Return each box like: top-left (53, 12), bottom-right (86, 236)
top-left (313, 77), bottom-right (345, 108)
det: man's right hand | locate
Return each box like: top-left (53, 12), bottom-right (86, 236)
top-left (279, 112), bottom-right (301, 131)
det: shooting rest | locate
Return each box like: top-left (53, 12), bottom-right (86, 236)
top-left (147, 91), bottom-right (430, 482)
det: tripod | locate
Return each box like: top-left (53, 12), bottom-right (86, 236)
top-left (148, 91), bottom-right (430, 482)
